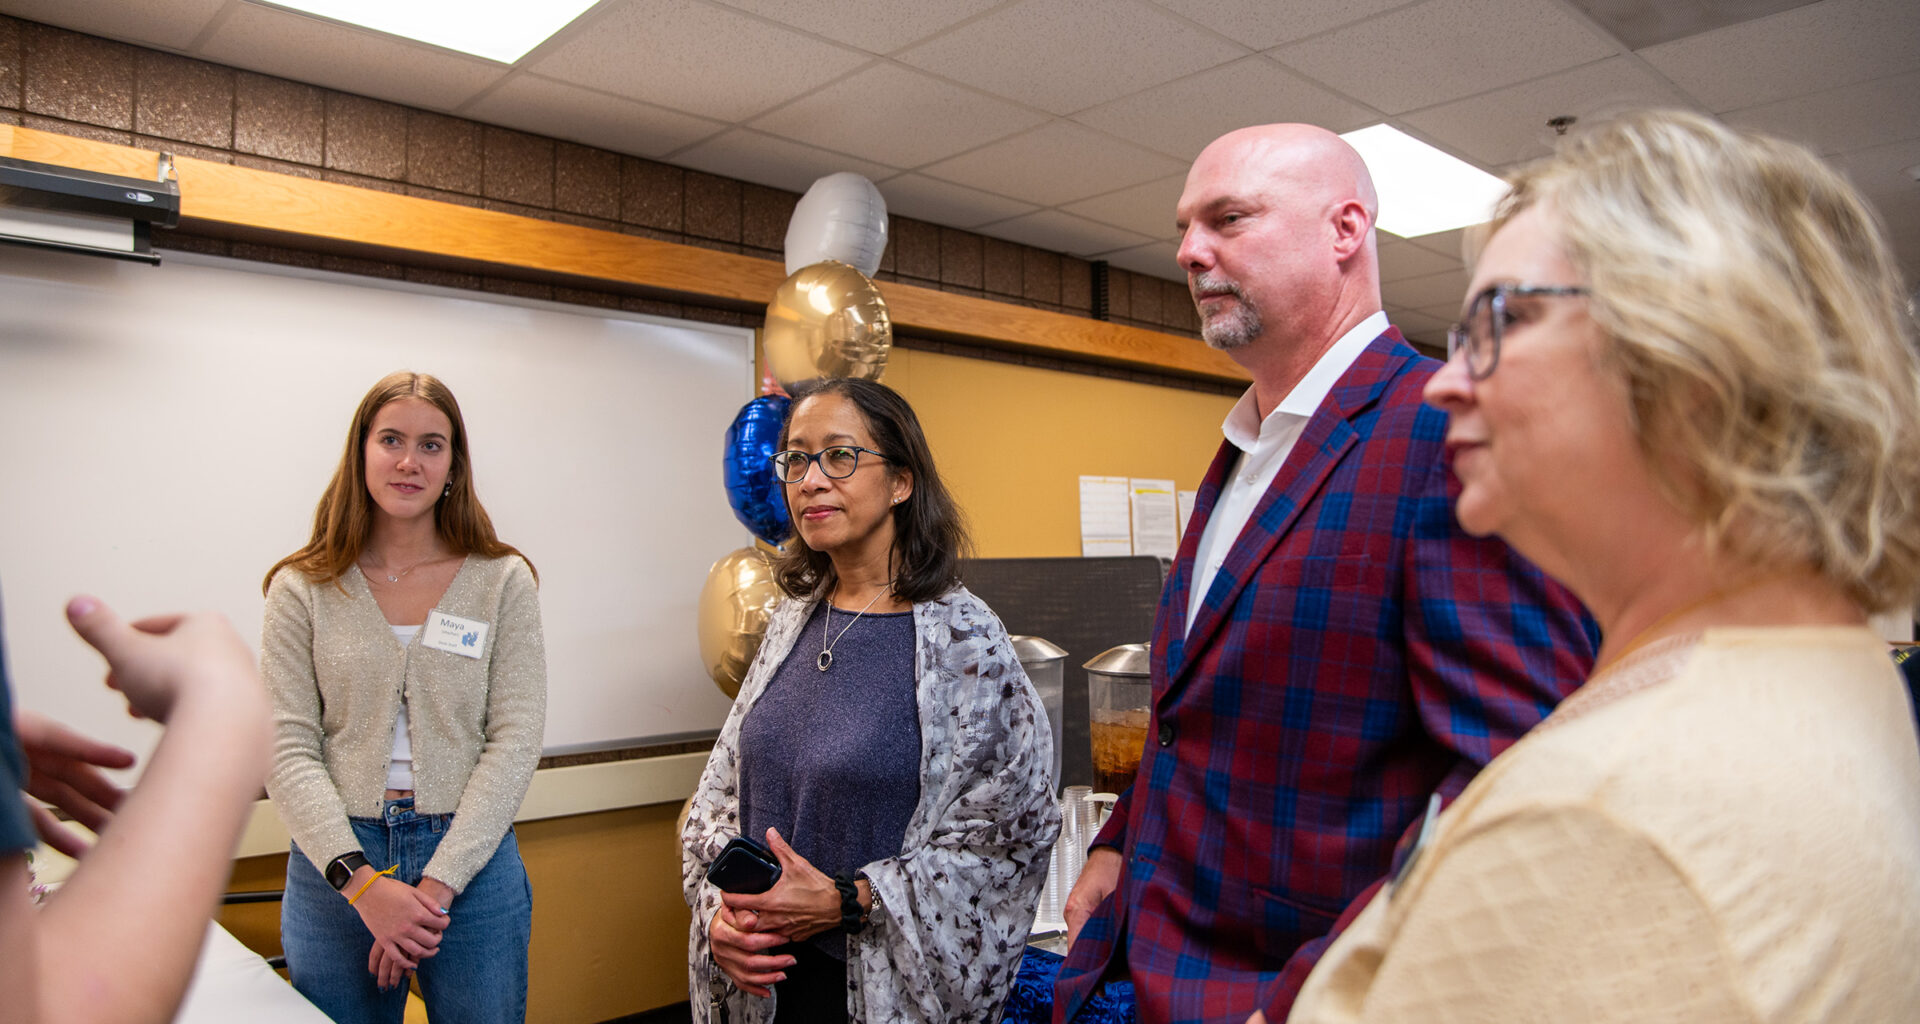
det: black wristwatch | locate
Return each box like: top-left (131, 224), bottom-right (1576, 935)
top-left (325, 852), bottom-right (370, 892)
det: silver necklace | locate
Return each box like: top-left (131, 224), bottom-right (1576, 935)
top-left (818, 585), bottom-right (891, 671)
top-left (363, 554), bottom-right (434, 584)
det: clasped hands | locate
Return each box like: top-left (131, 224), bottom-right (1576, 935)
top-left (707, 827), bottom-right (842, 998)
top-left (354, 870), bottom-right (456, 990)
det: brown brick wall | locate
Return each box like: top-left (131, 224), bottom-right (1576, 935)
top-left (0, 16), bottom-right (1226, 392)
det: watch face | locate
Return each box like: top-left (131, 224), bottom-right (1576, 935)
top-left (326, 854), bottom-right (365, 891)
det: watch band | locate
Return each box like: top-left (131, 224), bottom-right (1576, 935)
top-left (325, 851), bottom-right (370, 892)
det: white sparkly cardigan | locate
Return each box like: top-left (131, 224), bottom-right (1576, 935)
top-left (683, 585), bottom-right (1060, 1023)
top-left (262, 554), bottom-right (547, 893)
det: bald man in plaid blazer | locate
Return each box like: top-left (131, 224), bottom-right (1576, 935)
top-left (1052, 126), bottom-right (1597, 1024)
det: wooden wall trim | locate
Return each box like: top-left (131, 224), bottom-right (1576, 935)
top-left (1, 125), bottom-right (1248, 383)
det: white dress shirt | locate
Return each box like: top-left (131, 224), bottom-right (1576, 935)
top-left (1185, 311), bottom-right (1390, 636)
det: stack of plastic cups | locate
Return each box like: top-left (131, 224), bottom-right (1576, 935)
top-left (1061, 785), bottom-right (1092, 895)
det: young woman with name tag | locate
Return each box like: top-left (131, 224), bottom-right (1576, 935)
top-left (683, 378), bottom-right (1060, 1023)
top-left (261, 371), bottom-right (546, 1023)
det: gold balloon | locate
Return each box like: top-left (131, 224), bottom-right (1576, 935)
top-left (763, 260), bottom-right (892, 390)
top-left (697, 546), bottom-right (784, 699)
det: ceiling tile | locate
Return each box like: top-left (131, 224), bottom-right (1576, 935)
top-left (462, 75), bottom-right (727, 159)
top-left (198, 4), bottom-right (509, 111)
top-left (1073, 56), bottom-right (1376, 162)
top-left (1272, 0), bottom-right (1620, 115)
top-left (750, 63), bottom-right (1047, 168)
top-left (671, 128), bottom-right (895, 194)
top-left (976, 209), bottom-right (1155, 257)
top-left (1564, 0), bottom-right (1821, 49)
top-left (920, 120), bottom-right (1186, 207)
top-left (1829, 137), bottom-right (1920, 206)
top-left (895, 0), bottom-right (1247, 116)
top-left (1061, 174), bottom-right (1187, 241)
top-left (1404, 226), bottom-right (1472, 261)
top-left (526, 0), bottom-right (870, 122)
top-left (1400, 55), bottom-right (1694, 168)
top-left (707, 0), bottom-right (1002, 53)
top-left (1724, 69), bottom-right (1920, 157)
top-left (1149, 0), bottom-right (1413, 50)
top-left (1385, 266), bottom-right (1472, 309)
top-left (1378, 237), bottom-right (1461, 282)
top-left (1639, 0), bottom-right (1920, 112)
top-left (876, 174), bottom-right (1040, 228)
top-left (1, 0), bottom-right (228, 51)
top-left (1097, 240), bottom-right (1182, 279)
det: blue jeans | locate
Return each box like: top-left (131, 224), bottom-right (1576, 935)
top-left (283, 797), bottom-right (531, 1024)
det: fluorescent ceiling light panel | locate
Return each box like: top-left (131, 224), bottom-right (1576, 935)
top-left (257, 1), bottom-right (597, 63)
top-left (1339, 124), bottom-right (1509, 239)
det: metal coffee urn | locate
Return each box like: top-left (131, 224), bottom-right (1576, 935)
top-left (1010, 635), bottom-right (1068, 790)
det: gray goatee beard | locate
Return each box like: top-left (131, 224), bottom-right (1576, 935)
top-left (1191, 272), bottom-right (1260, 350)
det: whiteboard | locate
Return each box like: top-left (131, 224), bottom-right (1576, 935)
top-left (0, 246), bottom-right (751, 757)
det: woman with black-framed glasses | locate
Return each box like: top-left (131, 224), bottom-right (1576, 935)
top-left (682, 378), bottom-right (1059, 1024)
top-left (1287, 111), bottom-right (1920, 1023)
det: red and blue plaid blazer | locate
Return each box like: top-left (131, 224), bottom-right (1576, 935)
top-left (1054, 330), bottom-right (1598, 1024)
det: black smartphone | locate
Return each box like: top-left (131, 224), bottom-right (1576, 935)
top-left (706, 835), bottom-right (782, 894)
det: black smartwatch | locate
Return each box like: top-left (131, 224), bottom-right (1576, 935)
top-left (325, 852), bottom-right (370, 892)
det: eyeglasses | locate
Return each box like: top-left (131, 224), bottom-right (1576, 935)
top-left (770, 446), bottom-right (889, 483)
top-left (1446, 284), bottom-right (1589, 380)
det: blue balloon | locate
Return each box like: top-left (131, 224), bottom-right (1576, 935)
top-left (724, 395), bottom-right (792, 545)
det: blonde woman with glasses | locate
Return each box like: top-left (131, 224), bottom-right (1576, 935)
top-left (1285, 110), bottom-right (1920, 1022)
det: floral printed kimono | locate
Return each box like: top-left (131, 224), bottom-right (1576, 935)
top-left (683, 585), bottom-right (1060, 1023)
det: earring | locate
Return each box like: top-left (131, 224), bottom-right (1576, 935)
top-left (443, 483), bottom-right (452, 497)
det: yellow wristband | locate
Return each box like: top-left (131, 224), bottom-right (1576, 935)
top-left (347, 864), bottom-right (399, 906)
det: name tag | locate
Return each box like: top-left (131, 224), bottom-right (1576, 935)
top-left (421, 610), bottom-right (489, 659)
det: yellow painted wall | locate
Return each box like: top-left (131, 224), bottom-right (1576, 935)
top-left (884, 347), bottom-right (1238, 557)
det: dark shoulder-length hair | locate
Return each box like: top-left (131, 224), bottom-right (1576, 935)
top-left (771, 378), bottom-right (970, 603)
top-left (262, 370), bottom-right (535, 593)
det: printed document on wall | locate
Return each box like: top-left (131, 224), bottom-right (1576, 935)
top-left (1130, 478), bottom-right (1178, 559)
top-left (1176, 490), bottom-right (1197, 538)
top-left (1079, 475), bottom-right (1132, 556)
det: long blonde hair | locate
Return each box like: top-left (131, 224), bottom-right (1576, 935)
top-left (263, 371), bottom-right (534, 592)
top-left (1492, 110), bottom-right (1920, 611)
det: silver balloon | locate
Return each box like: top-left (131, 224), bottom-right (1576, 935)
top-left (785, 172), bottom-right (888, 278)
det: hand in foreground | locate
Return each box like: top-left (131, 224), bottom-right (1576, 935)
top-left (709, 903), bottom-right (792, 998)
top-left (353, 873), bottom-right (449, 988)
top-left (721, 827), bottom-right (841, 943)
top-left (64, 596), bottom-right (259, 724)
top-left (14, 708), bottom-right (134, 857)
top-left (1248, 1013), bottom-right (1269, 1024)
top-left (1064, 845), bottom-right (1123, 950)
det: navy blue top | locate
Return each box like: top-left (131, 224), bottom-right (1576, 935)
top-left (739, 601), bottom-right (920, 960)
top-left (0, 588), bottom-right (41, 855)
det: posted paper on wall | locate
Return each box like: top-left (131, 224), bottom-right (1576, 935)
top-left (1177, 490), bottom-right (1197, 538)
top-left (1129, 478), bottom-right (1179, 559)
top-left (1079, 475), bottom-right (1133, 557)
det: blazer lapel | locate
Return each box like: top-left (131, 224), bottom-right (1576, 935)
top-left (1166, 333), bottom-right (1413, 695)
top-left (1158, 440), bottom-right (1238, 677)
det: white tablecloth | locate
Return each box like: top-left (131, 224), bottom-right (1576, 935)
top-left (172, 921), bottom-right (333, 1024)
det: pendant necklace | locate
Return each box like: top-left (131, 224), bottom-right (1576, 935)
top-left (363, 554), bottom-right (434, 584)
top-left (818, 583), bottom-right (892, 671)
